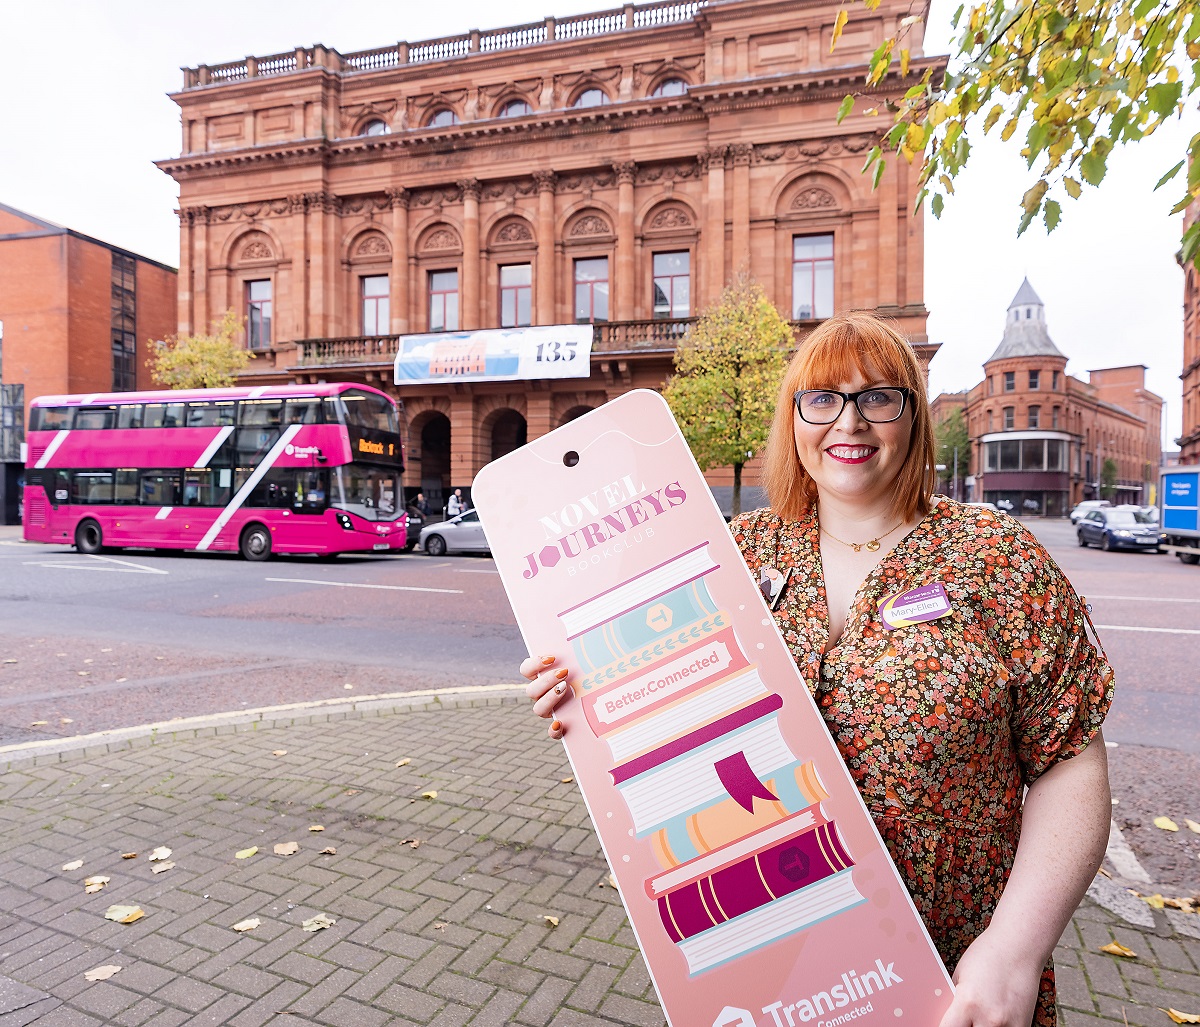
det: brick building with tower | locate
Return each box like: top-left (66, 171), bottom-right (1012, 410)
top-left (0, 204), bottom-right (177, 524)
top-left (156, 0), bottom-right (941, 510)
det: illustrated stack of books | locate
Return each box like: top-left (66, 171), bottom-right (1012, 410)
top-left (558, 542), bottom-right (866, 975)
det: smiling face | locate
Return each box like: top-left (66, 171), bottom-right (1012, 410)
top-left (791, 367), bottom-right (915, 512)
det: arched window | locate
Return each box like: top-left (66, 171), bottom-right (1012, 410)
top-left (651, 78), bottom-right (687, 97)
top-left (427, 108), bottom-right (459, 128)
top-left (497, 99), bottom-right (532, 118)
top-left (571, 88), bottom-right (609, 109)
top-left (360, 119), bottom-right (389, 136)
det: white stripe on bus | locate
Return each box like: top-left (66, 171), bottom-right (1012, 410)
top-left (248, 386), bottom-right (270, 398)
top-left (34, 430), bottom-right (70, 469)
top-left (155, 507), bottom-right (173, 520)
top-left (79, 395), bottom-right (101, 405)
top-left (194, 425), bottom-right (235, 468)
top-left (195, 424), bottom-right (302, 552)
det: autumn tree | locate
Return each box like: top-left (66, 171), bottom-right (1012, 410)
top-left (934, 408), bottom-right (971, 498)
top-left (663, 277), bottom-right (790, 518)
top-left (146, 308), bottom-right (252, 389)
top-left (833, 0), bottom-right (1200, 263)
top-left (1101, 456), bottom-right (1119, 500)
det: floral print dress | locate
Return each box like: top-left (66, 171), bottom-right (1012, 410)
top-left (730, 498), bottom-right (1115, 1027)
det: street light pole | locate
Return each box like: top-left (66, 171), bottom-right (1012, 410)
top-left (952, 445), bottom-right (959, 501)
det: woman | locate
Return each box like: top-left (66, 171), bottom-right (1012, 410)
top-left (525, 312), bottom-right (1114, 1027)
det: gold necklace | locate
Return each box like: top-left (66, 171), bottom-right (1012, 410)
top-left (819, 519), bottom-right (903, 553)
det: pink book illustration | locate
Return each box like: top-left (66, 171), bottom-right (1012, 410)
top-left (472, 390), bottom-right (953, 1026)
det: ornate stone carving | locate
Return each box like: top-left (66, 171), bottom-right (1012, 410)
top-left (613, 161), bottom-right (637, 184)
top-left (422, 227), bottom-right (461, 251)
top-left (386, 187), bottom-right (410, 209)
top-left (355, 233), bottom-right (391, 257)
top-left (730, 143), bottom-right (753, 166)
top-left (647, 206), bottom-right (694, 231)
top-left (457, 178), bottom-right (482, 201)
top-left (568, 214), bottom-right (612, 237)
top-left (636, 162), bottom-right (701, 185)
top-left (791, 187), bottom-right (838, 210)
top-left (495, 220), bottom-right (534, 243)
top-left (239, 233), bottom-right (274, 261)
top-left (754, 135), bottom-right (878, 164)
top-left (703, 145), bottom-right (728, 170)
top-left (533, 170), bottom-right (557, 193)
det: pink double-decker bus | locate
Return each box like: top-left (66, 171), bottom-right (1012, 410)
top-left (23, 383), bottom-right (408, 561)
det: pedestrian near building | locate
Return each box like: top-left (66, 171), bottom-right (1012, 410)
top-left (525, 312), bottom-right (1115, 1027)
top-left (446, 488), bottom-right (464, 516)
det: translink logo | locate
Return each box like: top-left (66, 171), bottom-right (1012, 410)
top-left (713, 1009), bottom-right (756, 1027)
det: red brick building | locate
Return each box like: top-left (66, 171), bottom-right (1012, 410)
top-left (0, 204), bottom-right (177, 523)
top-left (949, 281), bottom-right (1163, 515)
top-left (156, 0), bottom-right (941, 511)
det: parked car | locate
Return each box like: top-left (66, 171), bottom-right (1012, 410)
top-left (1076, 507), bottom-right (1161, 551)
top-left (1069, 500), bottom-right (1112, 524)
top-left (1114, 503), bottom-right (1158, 523)
top-left (418, 509), bottom-right (490, 556)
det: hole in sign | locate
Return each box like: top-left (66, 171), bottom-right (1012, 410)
top-left (563, 451), bottom-right (579, 467)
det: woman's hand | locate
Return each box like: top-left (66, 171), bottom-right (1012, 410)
top-left (937, 927), bottom-right (1042, 1027)
top-left (520, 655), bottom-right (572, 740)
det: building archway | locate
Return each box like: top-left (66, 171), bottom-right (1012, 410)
top-left (409, 411), bottom-right (451, 510)
top-left (558, 405), bottom-right (594, 427)
top-left (488, 409), bottom-right (528, 461)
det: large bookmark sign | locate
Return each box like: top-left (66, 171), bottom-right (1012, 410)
top-left (472, 391), bottom-right (953, 1027)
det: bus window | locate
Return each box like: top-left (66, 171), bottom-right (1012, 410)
top-left (141, 470), bottom-right (180, 506)
top-left (239, 400), bottom-right (284, 427)
top-left (50, 470), bottom-right (71, 505)
top-left (340, 390), bottom-right (397, 433)
top-left (284, 398), bottom-right (322, 425)
top-left (294, 469), bottom-right (328, 512)
top-left (72, 471), bottom-right (114, 504)
top-left (144, 403), bottom-right (185, 428)
top-left (334, 464), bottom-right (401, 521)
top-left (183, 468), bottom-right (232, 506)
top-left (245, 467), bottom-right (293, 508)
top-left (323, 398), bottom-right (341, 424)
top-left (236, 427), bottom-right (280, 465)
top-left (117, 405), bottom-right (144, 429)
top-left (186, 402), bottom-right (236, 427)
top-left (32, 407), bottom-right (74, 430)
top-left (74, 407), bottom-right (118, 430)
top-left (114, 469), bottom-right (139, 503)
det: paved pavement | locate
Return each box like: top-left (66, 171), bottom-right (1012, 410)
top-left (0, 693), bottom-right (1198, 1027)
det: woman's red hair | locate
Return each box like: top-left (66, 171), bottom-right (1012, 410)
top-left (762, 311), bottom-right (937, 522)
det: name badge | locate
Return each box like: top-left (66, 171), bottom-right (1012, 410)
top-left (878, 581), bottom-right (952, 630)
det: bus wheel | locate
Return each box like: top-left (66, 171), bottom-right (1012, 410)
top-left (75, 519), bottom-right (104, 555)
top-left (240, 524), bottom-right (272, 562)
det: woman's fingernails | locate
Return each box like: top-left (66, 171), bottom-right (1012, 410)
top-left (553, 681), bottom-right (567, 696)
top-left (554, 667), bottom-right (569, 680)
top-left (551, 720), bottom-right (562, 733)
top-left (541, 655), bottom-right (556, 666)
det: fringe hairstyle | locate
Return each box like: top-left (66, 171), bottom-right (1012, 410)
top-left (763, 311), bottom-right (938, 523)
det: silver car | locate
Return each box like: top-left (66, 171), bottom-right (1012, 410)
top-left (418, 509), bottom-right (490, 556)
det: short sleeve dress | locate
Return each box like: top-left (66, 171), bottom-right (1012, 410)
top-left (730, 498), bottom-right (1114, 1027)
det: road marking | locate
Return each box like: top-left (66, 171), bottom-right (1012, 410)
top-left (1094, 624), bottom-right (1200, 636)
top-left (22, 554), bottom-right (168, 575)
top-left (1087, 594), bottom-right (1200, 605)
top-left (1105, 819), bottom-right (1152, 884)
top-left (454, 567), bottom-right (499, 574)
top-left (266, 576), bottom-right (462, 594)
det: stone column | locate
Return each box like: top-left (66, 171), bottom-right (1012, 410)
top-left (177, 208), bottom-right (194, 334)
top-left (614, 161), bottom-right (636, 321)
top-left (194, 207), bottom-right (210, 332)
top-left (459, 179), bottom-right (481, 330)
top-left (731, 144), bottom-right (752, 276)
top-left (387, 188), bottom-right (410, 333)
top-left (526, 388), bottom-right (554, 441)
top-left (289, 195), bottom-right (308, 340)
top-left (306, 192), bottom-right (328, 339)
top-left (533, 171), bottom-right (557, 325)
top-left (704, 147), bottom-right (727, 305)
top-left (450, 393), bottom-right (477, 488)
top-left (877, 159), bottom-right (899, 308)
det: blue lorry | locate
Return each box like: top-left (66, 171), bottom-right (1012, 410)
top-left (1160, 465), bottom-right (1200, 565)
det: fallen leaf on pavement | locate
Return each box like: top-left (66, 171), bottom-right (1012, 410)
top-left (150, 861), bottom-right (175, 875)
top-left (121, 852), bottom-right (137, 859)
top-left (344, 789), bottom-right (360, 795)
top-left (148, 846), bottom-right (172, 861)
top-left (301, 912), bottom-right (335, 932)
top-left (433, 922), bottom-right (447, 930)
top-left (30, 721), bottom-right (48, 727)
top-left (84, 965), bottom-right (121, 982)
top-left (1161, 1010), bottom-right (1200, 1024)
top-left (1143, 894), bottom-right (1166, 909)
top-left (343, 683), bottom-right (354, 689)
top-left (1099, 941), bottom-right (1136, 958)
top-left (272, 750), bottom-right (288, 757)
top-left (273, 842), bottom-right (299, 856)
top-left (60, 718), bottom-right (73, 724)
top-left (235, 846), bottom-right (258, 859)
top-left (543, 915), bottom-right (559, 927)
top-left (308, 825), bottom-right (324, 832)
top-left (399, 838), bottom-right (421, 849)
top-left (62, 859), bottom-right (83, 872)
top-left (232, 917), bottom-right (261, 932)
top-left (395, 758), bottom-right (411, 767)
top-left (1186, 819), bottom-right (1200, 834)
top-left (607, 873), bottom-right (618, 889)
top-left (1154, 817), bottom-right (1180, 832)
top-left (320, 847), bottom-right (337, 855)
top-left (561, 776), bottom-right (574, 784)
top-left (420, 791), bottom-right (438, 800)
top-left (105, 905), bottom-right (144, 924)
top-left (83, 876), bottom-right (110, 893)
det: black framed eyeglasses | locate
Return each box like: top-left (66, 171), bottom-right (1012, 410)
top-left (793, 387), bottom-right (913, 424)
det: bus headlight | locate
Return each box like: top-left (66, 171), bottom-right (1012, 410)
top-left (335, 512), bottom-right (354, 530)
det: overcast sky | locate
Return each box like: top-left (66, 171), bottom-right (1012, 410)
top-left (0, 0), bottom-right (1193, 442)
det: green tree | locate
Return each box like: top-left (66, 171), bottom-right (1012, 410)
top-left (146, 308), bottom-right (252, 389)
top-left (934, 408), bottom-right (970, 498)
top-left (833, 0), bottom-right (1200, 264)
top-left (1101, 457), bottom-right (1119, 500)
top-left (662, 276), bottom-right (790, 518)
